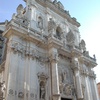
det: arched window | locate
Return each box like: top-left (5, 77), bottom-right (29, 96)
top-left (56, 26), bottom-right (62, 40)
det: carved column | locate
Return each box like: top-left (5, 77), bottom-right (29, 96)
top-left (92, 75), bottom-right (99, 100)
top-left (49, 48), bottom-right (60, 100)
top-left (81, 66), bottom-right (94, 100)
top-left (90, 71), bottom-right (99, 100)
top-left (4, 41), bottom-right (19, 100)
top-left (71, 57), bottom-right (83, 100)
top-left (85, 76), bottom-right (93, 100)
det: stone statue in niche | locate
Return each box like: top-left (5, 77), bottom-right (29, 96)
top-left (62, 71), bottom-right (67, 82)
top-left (37, 72), bottom-right (48, 100)
top-left (40, 81), bottom-right (45, 100)
top-left (38, 16), bottom-right (43, 29)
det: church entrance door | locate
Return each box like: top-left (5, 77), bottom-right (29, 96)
top-left (61, 98), bottom-right (72, 100)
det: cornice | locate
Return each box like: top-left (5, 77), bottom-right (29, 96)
top-left (36, 0), bottom-right (80, 27)
top-left (81, 55), bottom-right (97, 68)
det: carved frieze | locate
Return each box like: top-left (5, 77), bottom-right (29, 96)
top-left (9, 40), bottom-right (49, 61)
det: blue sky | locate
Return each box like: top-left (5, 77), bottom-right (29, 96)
top-left (0, 0), bottom-right (100, 82)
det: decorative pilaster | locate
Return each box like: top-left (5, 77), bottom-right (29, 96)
top-left (71, 57), bottom-right (83, 100)
top-left (49, 48), bottom-right (60, 100)
top-left (93, 79), bottom-right (99, 100)
top-left (5, 41), bottom-right (19, 100)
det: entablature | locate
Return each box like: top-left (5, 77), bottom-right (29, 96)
top-left (3, 21), bottom-right (48, 48)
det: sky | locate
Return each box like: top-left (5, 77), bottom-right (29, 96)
top-left (0, 0), bottom-right (100, 82)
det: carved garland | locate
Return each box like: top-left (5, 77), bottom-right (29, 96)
top-left (9, 41), bottom-right (49, 62)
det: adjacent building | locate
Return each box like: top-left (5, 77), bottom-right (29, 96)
top-left (0, 0), bottom-right (99, 100)
top-left (97, 83), bottom-right (100, 99)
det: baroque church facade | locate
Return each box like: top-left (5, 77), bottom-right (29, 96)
top-left (0, 0), bottom-right (99, 100)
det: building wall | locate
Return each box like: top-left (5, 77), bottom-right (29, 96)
top-left (0, 0), bottom-right (99, 100)
top-left (97, 83), bottom-right (100, 99)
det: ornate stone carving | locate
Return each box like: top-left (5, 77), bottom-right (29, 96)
top-left (0, 82), bottom-right (6, 99)
top-left (79, 39), bottom-right (86, 52)
top-left (10, 40), bottom-right (49, 61)
top-left (18, 92), bottom-right (24, 98)
top-left (9, 89), bottom-right (14, 95)
top-left (0, 82), bottom-right (6, 93)
top-left (17, 4), bottom-right (24, 17)
top-left (10, 4), bottom-right (29, 27)
top-left (37, 72), bottom-right (48, 83)
top-left (57, 1), bottom-right (64, 10)
top-left (11, 42), bottom-right (18, 53)
top-left (53, 0), bottom-right (64, 10)
top-left (50, 52), bottom-right (59, 62)
top-left (53, 0), bottom-right (57, 4)
top-left (64, 84), bottom-right (72, 96)
top-left (48, 18), bottom-right (56, 34)
top-left (66, 30), bottom-right (75, 45)
top-left (37, 16), bottom-right (43, 29)
top-left (71, 58), bottom-right (79, 70)
top-left (83, 51), bottom-right (89, 57)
